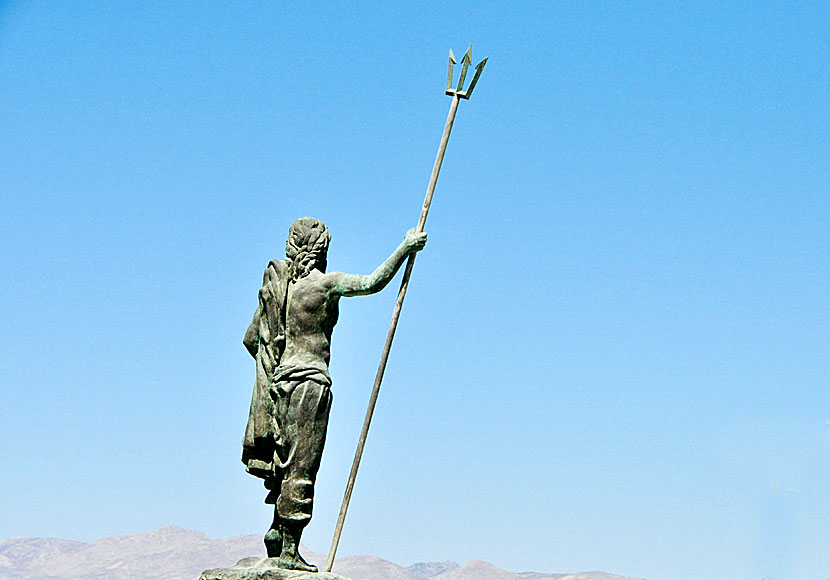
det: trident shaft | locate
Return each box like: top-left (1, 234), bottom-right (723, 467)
top-left (325, 46), bottom-right (487, 573)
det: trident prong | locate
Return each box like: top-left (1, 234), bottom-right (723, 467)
top-left (455, 45), bottom-right (472, 92)
top-left (445, 45), bottom-right (487, 99)
top-left (462, 57), bottom-right (488, 99)
top-left (446, 49), bottom-right (457, 93)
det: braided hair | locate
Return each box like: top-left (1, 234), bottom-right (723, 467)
top-left (284, 217), bottom-right (331, 281)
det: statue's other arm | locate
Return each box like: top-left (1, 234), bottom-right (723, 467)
top-left (333, 228), bottom-right (427, 297)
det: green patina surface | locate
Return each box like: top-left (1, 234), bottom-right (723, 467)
top-left (240, 218), bottom-right (426, 572)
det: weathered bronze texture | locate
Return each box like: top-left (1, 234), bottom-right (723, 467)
top-left (242, 218), bottom-right (426, 572)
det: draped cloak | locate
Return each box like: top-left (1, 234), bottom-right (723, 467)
top-left (242, 259), bottom-right (288, 480)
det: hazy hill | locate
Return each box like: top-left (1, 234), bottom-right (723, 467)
top-left (0, 526), bottom-right (648, 580)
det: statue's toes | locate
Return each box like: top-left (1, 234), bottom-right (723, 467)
top-left (277, 557), bottom-right (317, 572)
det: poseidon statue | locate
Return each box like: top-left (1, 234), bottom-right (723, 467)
top-left (242, 217), bottom-right (427, 571)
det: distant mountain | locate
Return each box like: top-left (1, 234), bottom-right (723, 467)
top-left (405, 560), bottom-right (459, 579)
top-left (0, 527), bottom-right (649, 580)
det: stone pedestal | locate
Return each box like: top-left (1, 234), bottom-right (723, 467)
top-left (199, 557), bottom-right (352, 580)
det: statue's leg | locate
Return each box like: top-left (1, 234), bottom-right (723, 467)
top-left (275, 379), bottom-right (332, 572)
top-left (264, 514), bottom-right (281, 557)
top-left (263, 477), bottom-right (282, 557)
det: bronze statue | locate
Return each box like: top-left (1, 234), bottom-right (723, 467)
top-left (242, 217), bottom-right (427, 571)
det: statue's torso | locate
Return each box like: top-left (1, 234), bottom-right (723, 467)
top-left (279, 270), bottom-right (339, 370)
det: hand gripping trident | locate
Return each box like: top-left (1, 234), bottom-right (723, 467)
top-left (325, 46), bottom-right (487, 573)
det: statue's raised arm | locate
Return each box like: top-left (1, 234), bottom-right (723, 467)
top-left (331, 228), bottom-right (427, 297)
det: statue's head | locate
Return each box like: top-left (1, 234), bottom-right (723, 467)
top-left (285, 217), bottom-right (331, 280)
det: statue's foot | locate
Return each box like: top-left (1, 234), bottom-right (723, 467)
top-left (264, 528), bottom-right (282, 558)
top-left (277, 554), bottom-right (318, 573)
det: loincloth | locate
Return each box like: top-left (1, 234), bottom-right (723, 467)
top-left (270, 364), bottom-right (332, 397)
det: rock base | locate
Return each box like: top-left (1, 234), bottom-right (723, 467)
top-left (200, 557), bottom-right (352, 580)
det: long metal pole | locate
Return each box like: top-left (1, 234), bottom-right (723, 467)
top-left (325, 94), bottom-right (461, 572)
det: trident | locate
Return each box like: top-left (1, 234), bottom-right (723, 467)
top-left (325, 46), bottom-right (487, 573)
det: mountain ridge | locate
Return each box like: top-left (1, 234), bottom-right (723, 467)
top-left (0, 526), bottom-right (649, 580)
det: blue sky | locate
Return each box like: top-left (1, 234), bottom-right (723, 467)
top-left (1, 2), bottom-right (828, 580)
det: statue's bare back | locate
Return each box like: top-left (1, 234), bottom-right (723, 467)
top-left (280, 272), bottom-right (340, 370)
